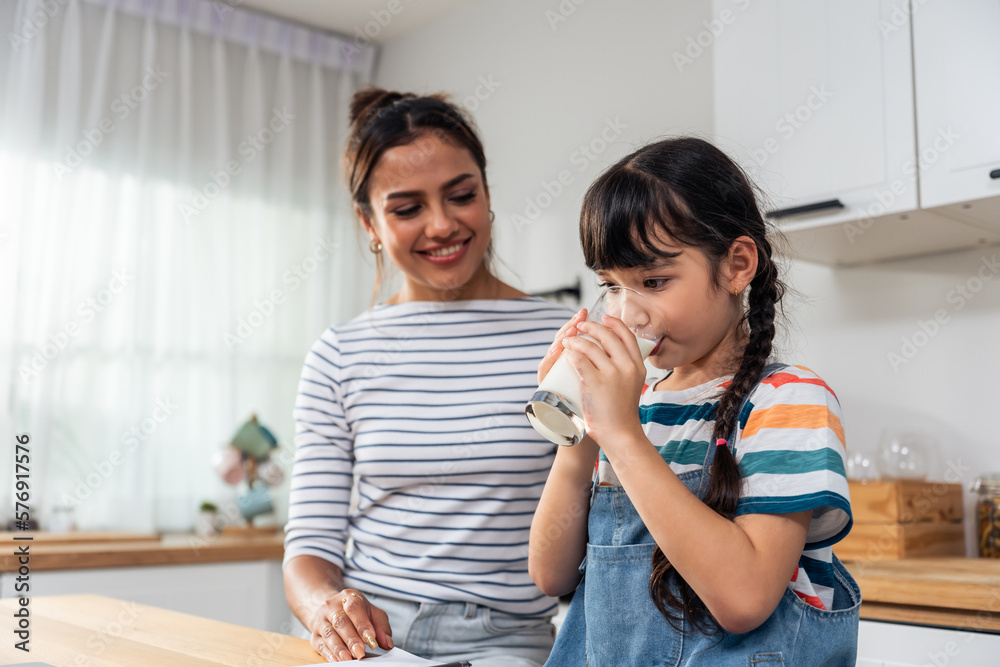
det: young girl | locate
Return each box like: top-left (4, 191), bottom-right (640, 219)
top-left (530, 137), bottom-right (860, 665)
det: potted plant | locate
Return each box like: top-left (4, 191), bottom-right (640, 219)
top-left (195, 501), bottom-right (219, 539)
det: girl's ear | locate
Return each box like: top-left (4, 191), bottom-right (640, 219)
top-left (726, 236), bottom-right (758, 294)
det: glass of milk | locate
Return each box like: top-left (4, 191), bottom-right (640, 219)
top-left (526, 287), bottom-right (663, 446)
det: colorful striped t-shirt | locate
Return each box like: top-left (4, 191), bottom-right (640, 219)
top-left (597, 364), bottom-right (852, 611)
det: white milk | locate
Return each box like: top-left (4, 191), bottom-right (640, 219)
top-left (527, 334), bottom-right (658, 445)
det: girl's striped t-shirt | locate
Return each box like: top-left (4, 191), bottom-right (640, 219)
top-left (598, 364), bottom-right (852, 611)
top-left (283, 297), bottom-right (573, 617)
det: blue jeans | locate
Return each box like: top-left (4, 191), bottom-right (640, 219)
top-left (365, 591), bottom-right (555, 667)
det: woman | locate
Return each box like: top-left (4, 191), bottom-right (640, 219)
top-left (282, 88), bottom-right (573, 665)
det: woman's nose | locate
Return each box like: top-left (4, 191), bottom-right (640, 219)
top-left (426, 206), bottom-right (460, 238)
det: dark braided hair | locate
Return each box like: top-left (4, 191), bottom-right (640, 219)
top-left (580, 137), bottom-right (786, 633)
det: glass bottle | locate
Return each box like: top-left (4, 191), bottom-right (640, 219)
top-left (973, 473), bottom-right (1000, 558)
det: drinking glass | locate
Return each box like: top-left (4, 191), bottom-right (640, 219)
top-left (526, 287), bottom-right (664, 446)
top-left (877, 429), bottom-right (929, 480)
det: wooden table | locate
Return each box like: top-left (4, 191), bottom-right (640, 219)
top-left (845, 557), bottom-right (1000, 632)
top-left (0, 594), bottom-right (321, 666)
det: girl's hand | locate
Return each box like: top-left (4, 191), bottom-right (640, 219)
top-left (537, 308), bottom-right (587, 384)
top-left (561, 315), bottom-right (647, 450)
top-left (307, 589), bottom-right (392, 661)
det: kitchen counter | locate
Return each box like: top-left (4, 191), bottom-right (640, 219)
top-left (845, 557), bottom-right (1000, 632)
top-left (0, 529), bottom-right (284, 571)
top-left (0, 593), bottom-right (317, 665)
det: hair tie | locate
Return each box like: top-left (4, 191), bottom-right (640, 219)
top-left (716, 438), bottom-right (728, 448)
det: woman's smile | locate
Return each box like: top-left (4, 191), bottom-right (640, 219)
top-left (417, 236), bottom-right (473, 265)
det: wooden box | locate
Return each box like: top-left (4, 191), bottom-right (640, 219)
top-left (835, 481), bottom-right (965, 562)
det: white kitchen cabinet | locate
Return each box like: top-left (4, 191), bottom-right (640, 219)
top-left (1, 560), bottom-right (295, 634)
top-left (713, 0), bottom-right (1000, 265)
top-left (857, 619), bottom-right (1000, 666)
top-left (913, 0), bottom-right (1000, 232)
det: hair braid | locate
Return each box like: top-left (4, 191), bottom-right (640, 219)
top-left (648, 238), bottom-right (784, 633)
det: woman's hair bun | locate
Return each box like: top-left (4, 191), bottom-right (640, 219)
top-left (348, 87), bottom-right (415, 128)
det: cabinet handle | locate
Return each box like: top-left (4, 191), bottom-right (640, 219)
top-left (766, 199), bottom-right (845, 220)
top-left (990, 168), bottom-right (1000, 179)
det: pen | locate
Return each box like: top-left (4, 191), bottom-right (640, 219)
top-left (435, 662), bottom-right (471, 667)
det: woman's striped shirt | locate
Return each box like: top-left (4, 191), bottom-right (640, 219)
top-left (599, 364), bottom-right (852, 611)
top-left (283, 297), bottom-right (573, 617)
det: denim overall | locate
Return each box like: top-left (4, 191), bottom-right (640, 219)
top-left (545, 365), bottom-right (861, 666)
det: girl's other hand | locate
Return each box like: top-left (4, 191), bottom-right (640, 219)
top-left (308, 589), bottom-right (392, 662)
top-left (537, 308), bottom-right (586, 384)
top-left (561, 316), bottom-right (647, 448)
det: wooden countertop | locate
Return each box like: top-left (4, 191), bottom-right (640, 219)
top-left (0, 529), bottom-right (284, 571)
top-left (845, 557), bottom-right (1000, 632)
top-left (0, 594), bottom-right (320, 666)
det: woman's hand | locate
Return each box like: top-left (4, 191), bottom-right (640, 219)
top-left (307, 589), bottom-right (392, 662)
top-left (561, 315), bottom-right (647, 450)
top-left (537, 308), bottom-right (586, 383)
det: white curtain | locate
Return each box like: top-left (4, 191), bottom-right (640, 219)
top-left (0, 0), bottom-right (375, 533)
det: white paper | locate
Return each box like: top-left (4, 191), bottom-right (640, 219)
top-left (291, 646), bottom-right (448, 666)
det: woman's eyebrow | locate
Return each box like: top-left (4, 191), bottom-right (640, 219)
top-left (385, 173), bottom-right (475, 200)
top-left (440, 173), bottom-right (474, 190)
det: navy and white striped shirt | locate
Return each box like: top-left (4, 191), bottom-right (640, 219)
top-left (283, 297), bottom-right (574, 617)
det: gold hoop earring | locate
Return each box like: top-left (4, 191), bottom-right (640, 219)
top-left (369, 239), bottom-right (383, 254)
top-left (733, 285), bottom-right (740, 296)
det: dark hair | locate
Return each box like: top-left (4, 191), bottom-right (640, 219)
top-left (580, 136), bottom-right (786, 634)
top-left (343, 87), bottom-right (491, 302)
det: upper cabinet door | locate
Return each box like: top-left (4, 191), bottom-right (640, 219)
top-left (713, 0), bottom-right (918, 226)
top-left (913, 0), bottom-right (1000, 228)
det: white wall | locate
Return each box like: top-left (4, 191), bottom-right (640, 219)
top-left (376, 0), bottom-right (998, 555)
top-left (376, 0), bottom-right (716, 301)
top-left (784, 247), bottom-right (1000, 555)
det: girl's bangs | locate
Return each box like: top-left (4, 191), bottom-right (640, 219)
top-left (580, 167), bottom-right (685, 271)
